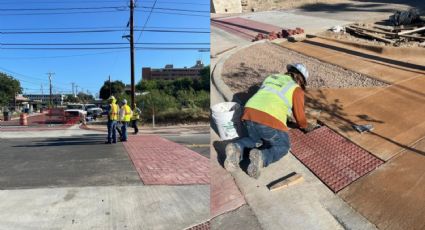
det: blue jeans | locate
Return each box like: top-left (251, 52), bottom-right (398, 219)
top-left (236, 120), bottom-right (290, 167)
top-left (121, 122), bottom-right (128, 141)
top-left (107, 120), bottom-right (117, 143)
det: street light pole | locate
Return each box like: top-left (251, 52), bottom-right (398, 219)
top-left (47, 72), bottom-right (55, 108)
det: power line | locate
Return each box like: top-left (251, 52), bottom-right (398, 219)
top-left (1, 47), bottom-right (210, 50)
top-left (0, 6), bottom-right (127, 11)
top-left (135, 6), bottom-right (209, 13)
top-left (0, 9), bottom-right (208, 17)
top-left (0, 0), bottom-right (208, 5)
top-left (0, 26), bottom-right (208, 31)
top-left (0, 9), bottom-right (126, 16)
top-left (0, 42), bottom-right (209, 46)
top-left (0, 66), bottom-right (47, 82)
top-left (0, 29), bottom-right (209, 34)
top-left (0, 51), bottom-right (127, 60)
top-left (138, 9), bottom-right (209, 18)
top-left (0, 6), bottom-right (208, 13)
top-left (0, 0), bottom-right (128, 4)
top-left (136, 0), bottom-right (158, 43)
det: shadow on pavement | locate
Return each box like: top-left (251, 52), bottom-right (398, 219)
top-left (213, 140), bottom-right (251, 173)
top-left (12, 134), bottom-right (108, 147)
top-left (299, 1), bottom-right (425, 13)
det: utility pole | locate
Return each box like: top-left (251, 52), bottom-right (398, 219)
top-left (71, 82), bottom-right (75, 97)
top-left (109, 75), bottom-right (112, 97)
top-left (130, 0), bottom-right (135, 109)
top-left (75, 85), bottom-right (79, 95)
top-left (40, 84), bottom-right (44, 103)
top-left (47, 72), bottom-right (55, 108)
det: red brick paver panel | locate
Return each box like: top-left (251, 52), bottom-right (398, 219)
top-left (186, 221), bottom-right (210, 230)
top-left (289, 126), bottom-right (384, 192)
top-left (211, 158), bottom-right (246, 218)
top-left (211, 17), bottom-right (283, 40)
top-left (123, 135), bottom-right (210, 185)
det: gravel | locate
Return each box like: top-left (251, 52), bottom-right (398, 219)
top-left (222, 42), bottom-right (388, 93)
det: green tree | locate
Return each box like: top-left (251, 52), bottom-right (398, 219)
top-left (63, 94), bottom-right (79, 103)
top-left (136, 89), bottom-right (178, 117)
top-left (194, 90), bottom-right (210, 110)
top-left (0, 72), bottom-right (22, 107)
top-left (99, 80), bottom-right (125, 100)
top-left (176, 89), bottom-right (196, 108)
top-left (77, 92), bottom-right (95, 104)
top-left (200, 66), bottom-right (210, 91)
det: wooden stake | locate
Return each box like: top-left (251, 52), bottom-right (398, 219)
top-left (398, 26), bottom-right (425, 35)
top-left (267, 172), bottom-right (304, 191)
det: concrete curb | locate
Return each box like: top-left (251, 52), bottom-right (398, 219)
top-left (211, 39), bottom-right (268, 103)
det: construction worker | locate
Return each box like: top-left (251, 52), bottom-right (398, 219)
top-left (106, 96), bottom-right (119, 144)
top-left (131, 103), bottom-right (141, 134)
top-left (224, 63), bottom-right (316, 178)
top-left (119, 99), bottom-right (132, 142)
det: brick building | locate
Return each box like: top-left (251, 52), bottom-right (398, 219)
top-left (142, 60), bottom-right (204, 81)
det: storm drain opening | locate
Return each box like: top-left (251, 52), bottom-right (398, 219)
top-left (289, 126), bottom-right (384, 193)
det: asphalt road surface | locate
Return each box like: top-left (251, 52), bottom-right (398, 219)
top-left (160, 133), bottom-right (210, 159)
top-left (0, 134), bottom-right (141, 190)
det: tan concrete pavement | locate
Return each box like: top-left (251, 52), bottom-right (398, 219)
top-left (339, 139), bottom-right (425, 230)
top-left (281, 38), bottom-right (425, 161)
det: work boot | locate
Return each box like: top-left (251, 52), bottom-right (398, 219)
top-left (224, 143), bottom-right (242, 172)
top-left (247, 149), bottom-right (264, 179)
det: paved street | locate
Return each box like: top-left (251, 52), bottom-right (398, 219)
top-left (162, 133), bottom-right (210, 159)
top-left (0, 126), bottom-right (210, 229)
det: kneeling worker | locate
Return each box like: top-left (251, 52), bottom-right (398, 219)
top-left (224, 63), bottom-right (315, 178)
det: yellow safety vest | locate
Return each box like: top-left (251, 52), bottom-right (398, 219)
top-left (122, 104), bottom-right (132, 122)
top-left (245, 74), bottom-right (299, 126)
top-left (109, 103), bottom-right (119, 121)
top-left (131, 108), bottom-right (140, 120)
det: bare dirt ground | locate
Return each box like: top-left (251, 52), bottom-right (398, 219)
top-left (222, 42), bottom-right (388, 94)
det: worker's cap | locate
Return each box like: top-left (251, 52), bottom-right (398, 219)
top-left (122, 99), bottom-right (127, 104)
top-left (287, 63), bottom-right (309, 85)
top-left (107, 96), bottom-right (116, 101)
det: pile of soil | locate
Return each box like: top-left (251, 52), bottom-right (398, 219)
top-left (320, 30), bottom-right (422, 48)
top-left (222, 42), bottom-right (388, 93)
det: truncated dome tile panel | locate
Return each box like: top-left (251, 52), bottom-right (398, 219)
top-left (289, 126), bottom-right (384, 192)
top-left (186, 221), bottom-right (210, 230)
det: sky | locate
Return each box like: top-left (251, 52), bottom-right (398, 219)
top-left (0, 0), bottom-right (210, 97)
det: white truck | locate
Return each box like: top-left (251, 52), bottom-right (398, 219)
top-left (65, 104), bottom-right (87, 116)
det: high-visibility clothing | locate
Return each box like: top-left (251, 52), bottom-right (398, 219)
top-left (121, 104), bottom-right (132, 122)
top-left (131, 108), bottom-right (140, 120)
top-left (109, 103), bottom-right (119, 121)
top-left (245, 74), bottom-right (299, 126)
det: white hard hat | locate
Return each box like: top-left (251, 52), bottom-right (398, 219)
top-left (287, 63), bottom-right (309, 84)
top-left (122, 99), bottom-right (127, 104)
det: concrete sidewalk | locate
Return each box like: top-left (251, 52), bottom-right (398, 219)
top-left (0, 185), bottom-right (209, 230)
top-left (211, 130), bottom-right (375, 230)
